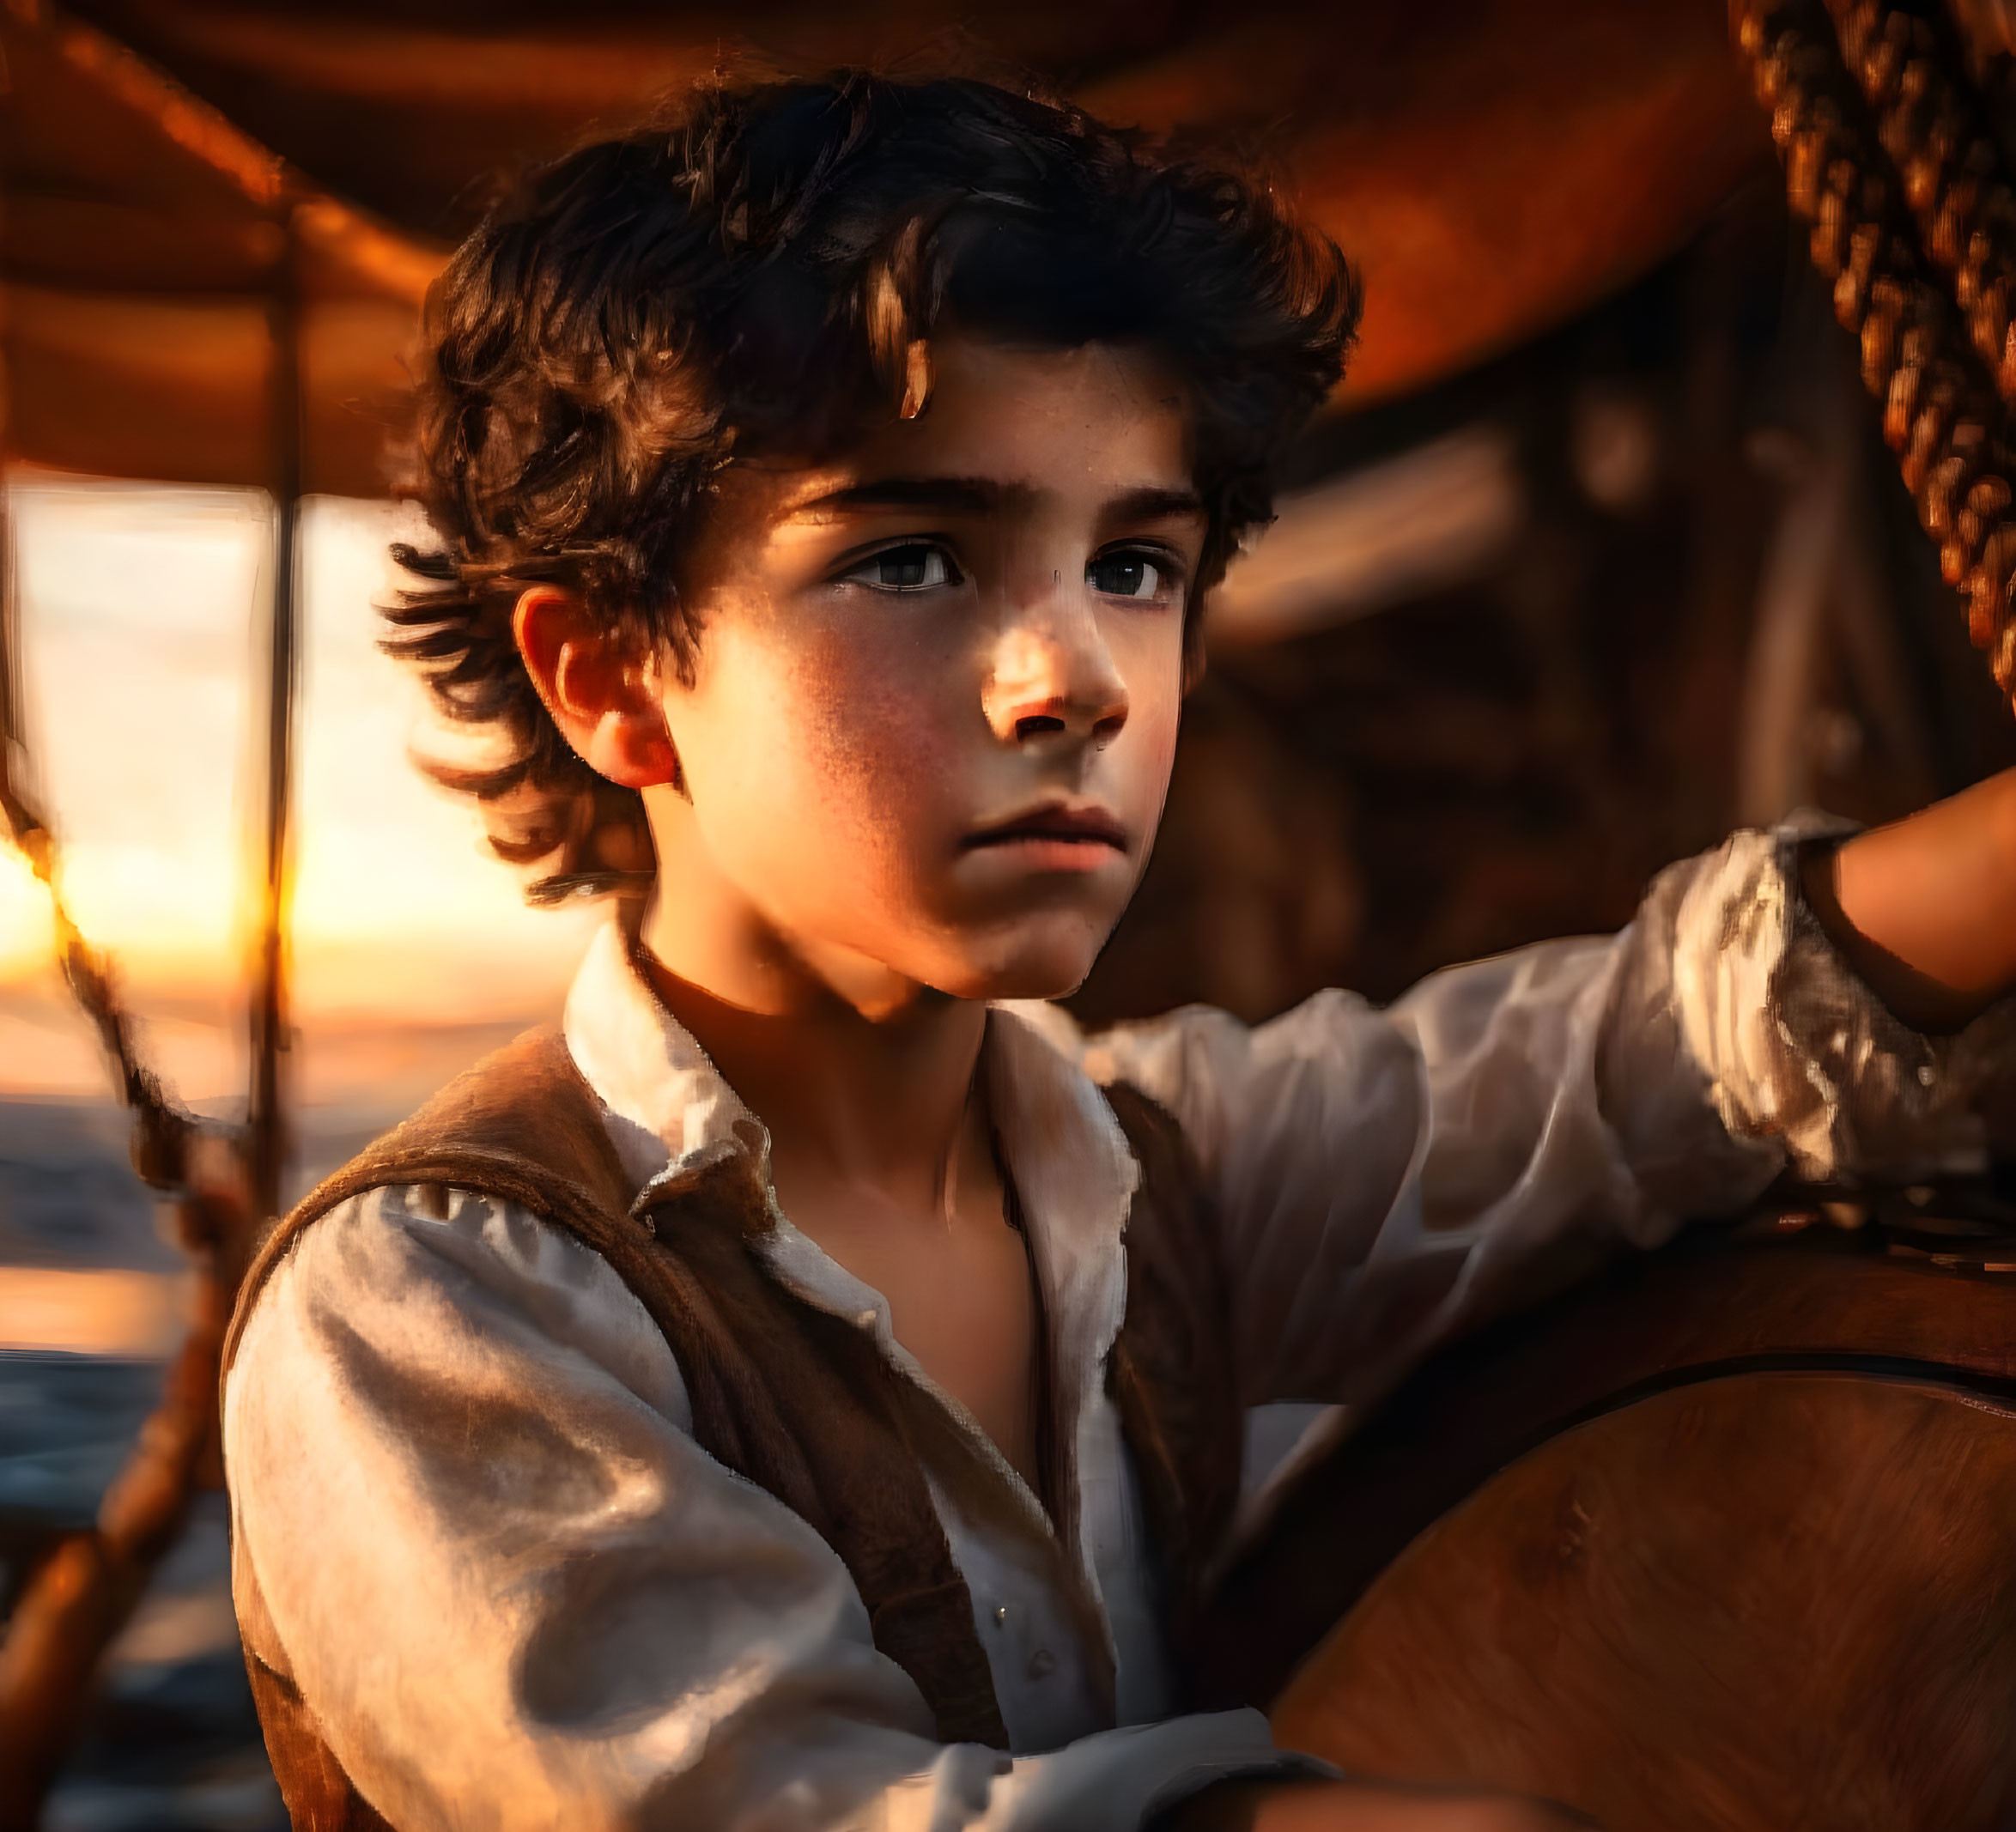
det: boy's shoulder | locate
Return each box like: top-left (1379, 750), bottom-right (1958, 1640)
top-left (226, 1028), bottom-right (628, 1375)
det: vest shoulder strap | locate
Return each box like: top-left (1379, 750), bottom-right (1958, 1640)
top-left (1102, 1078), bottom-right (1244, 1655)
top-left (223, 1027), bottom-right (635, 1378)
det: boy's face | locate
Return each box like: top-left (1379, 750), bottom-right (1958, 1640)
top-left (551, 334), bottom-right (1203, 1008)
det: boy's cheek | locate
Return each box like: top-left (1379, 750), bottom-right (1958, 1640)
top-left (1124, 698), bottom-right (1183, 821)
top-left (746, 676), bottom-right (971, 894)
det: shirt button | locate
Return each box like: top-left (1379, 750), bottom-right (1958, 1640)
top-left (1026, 1648), bottom-right (1055, 1682)
top-left (993, 1605), bottom-right (1008, 1627)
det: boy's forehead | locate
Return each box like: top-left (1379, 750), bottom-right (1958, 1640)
top-left (735, 337), bottom-right (1199, 528)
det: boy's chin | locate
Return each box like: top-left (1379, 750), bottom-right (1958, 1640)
top-left (928, 921), bottom-right (1110, 1005)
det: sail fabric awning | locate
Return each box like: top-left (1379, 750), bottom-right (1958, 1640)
top-left (3, 0), bottom-right (1768, 497)
top-left (0, 3), bottom-right (444, 494)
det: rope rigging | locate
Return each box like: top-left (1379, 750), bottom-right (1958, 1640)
top-left (1734, 0), bottom-right (2016, 698)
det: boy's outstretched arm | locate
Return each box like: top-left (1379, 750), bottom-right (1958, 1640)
top-left (1080, 772), bottom-right (2016, 1428)
top-left (1813, 765), bottom-right (2016, 1033)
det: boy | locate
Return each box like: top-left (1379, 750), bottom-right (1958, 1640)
top-left (222, 71), bottom-right (2016, 1832)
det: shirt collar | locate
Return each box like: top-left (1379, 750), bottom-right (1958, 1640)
top-left (561, 919), bottom-right (1139, 1354)
top-left (562, 919), bottom-right (758, 1210)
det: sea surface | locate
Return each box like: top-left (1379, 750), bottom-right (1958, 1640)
top-left (0, 1096), bottom-right (396, 1831)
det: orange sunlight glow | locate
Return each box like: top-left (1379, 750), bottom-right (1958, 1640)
top-left (2, 475), bottom-right (598, 1113)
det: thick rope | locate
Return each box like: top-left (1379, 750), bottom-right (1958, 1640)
top-left (1734, 0), bottom-right (2016, 692)
top-left (0, 761), bottom-right (200, 1197)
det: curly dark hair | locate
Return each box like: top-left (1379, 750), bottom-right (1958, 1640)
top-left (386, 70), bottom-right (1363, 902)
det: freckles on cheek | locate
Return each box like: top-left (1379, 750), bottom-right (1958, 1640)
top-left (780, 633), bottom-right (951, 876)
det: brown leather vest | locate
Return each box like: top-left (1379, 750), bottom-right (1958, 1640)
top-left (222, 1028), bottom-right (1243, 1831)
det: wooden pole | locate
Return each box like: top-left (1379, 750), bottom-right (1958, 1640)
top-left (246, 200), bottom-right (303, 1228)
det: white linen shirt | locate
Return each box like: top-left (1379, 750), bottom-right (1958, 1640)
top-left (222, 824), bottom-right (2015, 1831)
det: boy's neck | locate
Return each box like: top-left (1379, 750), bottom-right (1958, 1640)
top-left (635, 892), bottom-right (991, 1210)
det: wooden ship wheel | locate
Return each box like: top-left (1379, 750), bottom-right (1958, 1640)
top-left (1205, 1209), bottom-right (2016, 1829)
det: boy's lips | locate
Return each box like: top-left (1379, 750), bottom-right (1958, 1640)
top-left (962, 800), bottom-right (1130, 858)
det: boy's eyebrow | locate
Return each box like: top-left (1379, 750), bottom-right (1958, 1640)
top-left (786, 476), bottom-right (1026, 519)
top-left (1104, 485), bottom-right (1206, 524)
top-left (783, 477), bottom-right (1206, 523)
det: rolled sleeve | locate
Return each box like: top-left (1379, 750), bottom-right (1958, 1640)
top-left (223, 1186), bottom-right (1296, 1831)
top-left (1666, 819), bottom-right (2016, 1183)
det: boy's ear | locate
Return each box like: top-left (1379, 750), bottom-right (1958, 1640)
top-left (513, 586), bottom-right (680, 790)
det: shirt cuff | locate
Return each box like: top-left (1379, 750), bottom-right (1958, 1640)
top-left (1676, 812), bottom-right (2016, 1184)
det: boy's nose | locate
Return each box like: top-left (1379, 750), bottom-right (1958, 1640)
top-left (981, 616), bottom-right (1129, 746)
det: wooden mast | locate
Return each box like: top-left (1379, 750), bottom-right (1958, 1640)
top-left (247, 199), bottom-right (301, 1228)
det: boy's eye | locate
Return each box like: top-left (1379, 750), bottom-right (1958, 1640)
top-left (1087, 549), bottom-right (1175, 602)
top-left (839, 543), bottom-right (960, 592)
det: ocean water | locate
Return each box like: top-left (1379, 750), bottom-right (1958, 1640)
top-left (0, 1100), bottom-right (182, 1275)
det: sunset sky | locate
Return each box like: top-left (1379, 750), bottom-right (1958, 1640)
top-left (0, 475), bottom-right (599, 1113)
